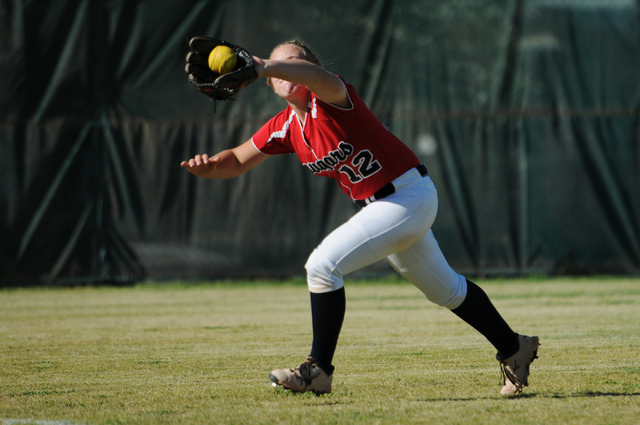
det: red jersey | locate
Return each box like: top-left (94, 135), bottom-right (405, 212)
top-left (251, 78), bottom-right (420, 201)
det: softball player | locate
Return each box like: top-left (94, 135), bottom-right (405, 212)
top-left (181, 40), bottom-right (539, 395)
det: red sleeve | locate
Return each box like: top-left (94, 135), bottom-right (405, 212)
top-left (251, 109), bottom-right (296, 155)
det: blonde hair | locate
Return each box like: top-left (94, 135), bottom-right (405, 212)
top-left (271, 40), bottom-right (322, 67)
top-left (267, 40), bottom-right (322, 86)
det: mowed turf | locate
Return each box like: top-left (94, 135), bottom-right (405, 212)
top-left (1, 276), bottom-right (639, 425)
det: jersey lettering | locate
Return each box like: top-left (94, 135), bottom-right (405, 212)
top-left (304, 141), bottom-right (353, 173)
top-left (339, 164), bottom-right (362, 183)
top-left (303, 142), bottom-right (382, 184)
top-left (340, 150), bottom-right (382, 183)
top-left (352, 150), bottom-right (382, 178)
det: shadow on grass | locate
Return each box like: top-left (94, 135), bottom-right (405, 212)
top-left (550, 391), bottom-right (640, 399)
top-left (411, 393), bottom-right (537, 402)
top-left (414, 390), bottom-right (640, 402)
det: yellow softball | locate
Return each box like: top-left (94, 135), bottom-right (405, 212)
top-left (208, 45), bottom-right (237, 75)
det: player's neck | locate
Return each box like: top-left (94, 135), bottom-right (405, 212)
top-left (291, 106), bottom-right (307, 125)
top-left (288, 98), bottom-right (309, 125)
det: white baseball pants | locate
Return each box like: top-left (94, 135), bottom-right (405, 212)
top-left (305, 166), bottom-right (468, 310)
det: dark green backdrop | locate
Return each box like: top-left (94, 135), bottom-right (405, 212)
top-left (1, 0), bottom-right (639, 285)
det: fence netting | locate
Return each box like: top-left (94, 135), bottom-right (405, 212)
top-left (1, 0), bottom-right (639, 285)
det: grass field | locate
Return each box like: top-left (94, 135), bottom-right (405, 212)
top-left (1, 276), bottom-right (639, 425)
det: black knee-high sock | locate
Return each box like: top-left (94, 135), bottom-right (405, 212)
top-left (309, 287), bottom-right (345, 375)
top-left (452, 280), bottom-right (520, 358)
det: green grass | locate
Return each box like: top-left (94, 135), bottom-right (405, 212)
top-left (1, 276), bottom-right (639, 424)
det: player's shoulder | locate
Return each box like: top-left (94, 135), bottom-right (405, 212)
top-left (263, 106), bottom-right (295, 126)
top-left (332, 76), bottom-right (366, 107)
top-left (335, 76), bottom-right (357, 95)
top-left (310, 76), bottom-right (360, 113)
top-left (256, 107), bottom-right (297, 139)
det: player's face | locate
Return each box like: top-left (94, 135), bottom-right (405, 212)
top-left (268, 44), bottom-right (310, 101)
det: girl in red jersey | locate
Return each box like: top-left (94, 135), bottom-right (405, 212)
top-left (181, 40), bottom-right (539, 396)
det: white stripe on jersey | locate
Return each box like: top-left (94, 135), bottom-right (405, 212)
top-left (266, 110), bottom-right (297, 145)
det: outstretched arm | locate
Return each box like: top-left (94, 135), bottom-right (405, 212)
top-left (180, 139), bottom-right (269, 179)
top-left (254, 57), bottom-right (350, 108)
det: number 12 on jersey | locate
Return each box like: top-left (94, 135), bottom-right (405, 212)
top-left (339, 149), bottom-right (382, 183)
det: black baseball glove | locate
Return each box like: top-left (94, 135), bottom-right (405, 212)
top-left (185, 36), bottom-right (258, 101)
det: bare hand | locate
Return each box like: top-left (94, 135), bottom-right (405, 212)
top-left (180, 153), bottom-right (220, 177)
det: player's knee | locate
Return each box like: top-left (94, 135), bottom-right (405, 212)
top-left (427, 275), bottom-right (467, 309)
top-left (410, 273), bottom-right (467, 309)
top-left (305, 250), bottom-right (344, 293)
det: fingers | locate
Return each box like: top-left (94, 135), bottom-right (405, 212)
top-left (180, 153), bottom-right (218, 169)
top-left (191, 154), bottom-right (208, 166)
